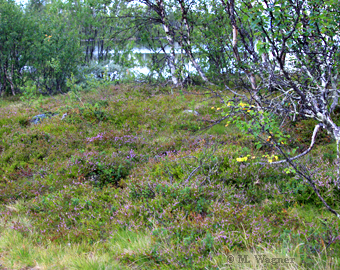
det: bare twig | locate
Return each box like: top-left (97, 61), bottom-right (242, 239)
top-left (271, 133), bottom-right (340, 219)
top-left (256, 123), bottom-right (323, 165)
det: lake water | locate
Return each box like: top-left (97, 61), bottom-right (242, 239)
top-left (94, 45), bottom-right (198, 78)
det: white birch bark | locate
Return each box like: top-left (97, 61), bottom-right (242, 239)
top-left (158, 0), bottom-right (179, 85)
top-left (178, 0), bottom-right (211, 84)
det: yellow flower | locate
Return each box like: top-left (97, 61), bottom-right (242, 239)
top-left (225, 124), bottom-right (229, 127)
top-left (227, 102), bottom-right (231, 107)
top-left (217, 108), bottom-right (221, 110)
top-left (247, 110), bottom-right (251, 112)
top-left (211, 107), bottom-right (215, 109)
top-left (252, 156), bottom-right (256, 159)
top-left (275, 156), bottom-right (279, 160)
top-left (236, 157), bottom-right (247, 162)
top-left (268, 159), bottom-right (273, 163)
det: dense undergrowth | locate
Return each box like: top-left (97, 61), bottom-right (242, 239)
top-left (0, 84), bottom-right (339, 269)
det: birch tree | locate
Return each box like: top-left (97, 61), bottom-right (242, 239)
top-left (177, 0), bottom-right (211, 84)
top-left (131, 0), bottom-right (180, 85)
top-left (0, 0), bottom-right (34, 96)
top-left (220, 0), bottom-right (340, 217)
top-left (122, 0), bottom-right (213, 85)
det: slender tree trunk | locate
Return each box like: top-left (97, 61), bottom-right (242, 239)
top-left (330, 73), bottom-right (339, 113)
top-left (178, 0), bottom-right (211, 84)
top-left (90, 40), bottom-right (94, 61)
top-left (0, 75), bottom-right (3, 96)
top-left (1, 69), bottom-right (7, 94)
top-left (221, 0), bottom-right (263, 108)
top-left (157, 0), bottom-right (179, 85)
top-left (337, 139), bottom-right (340, 184)
top-left (4, 63), bottom-right (15, 96)
top-left (223, 1), bottom-right (257, 90)
top-left (162, 25), bottom-right (178, 85)
top-left (187, 49), bottom-right (210, 83)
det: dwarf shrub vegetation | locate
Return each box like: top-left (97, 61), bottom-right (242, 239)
top-left (0, 84), bottom-right (339, 269)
